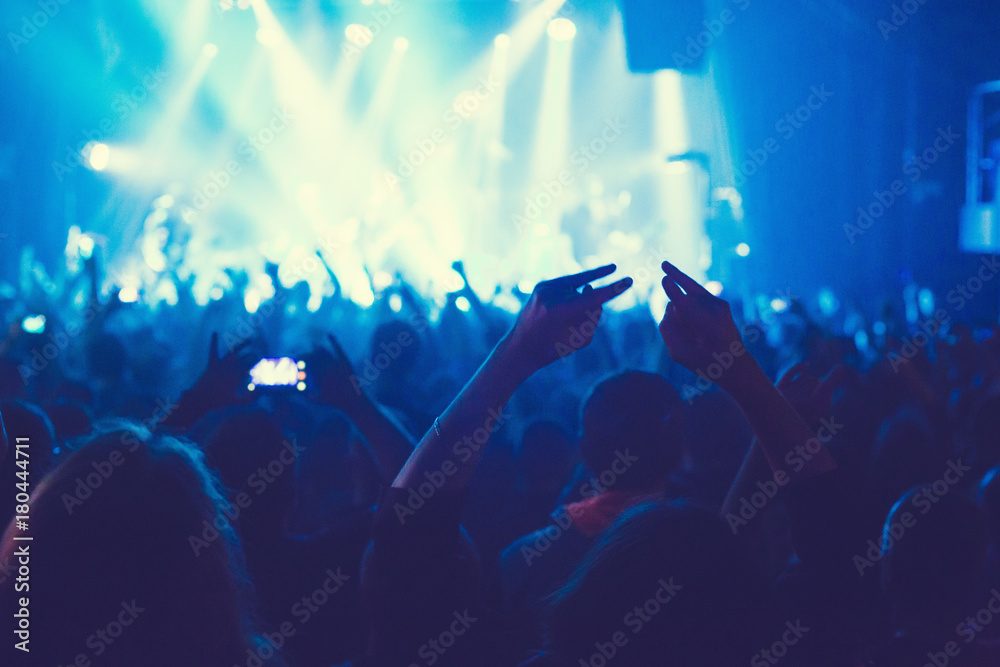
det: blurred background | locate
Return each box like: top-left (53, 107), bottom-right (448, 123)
top-left (1, 0), bottom-right (999, 322)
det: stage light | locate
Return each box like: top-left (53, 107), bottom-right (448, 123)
top-left (547, 18), bottom-right (576, 41)
top-left (394, 37), bottom-right (409, 52)
top-left (345, 24), bottom-right (373, 47)
top-left (153, 194), bottom-right (175, 209)
top-left (256, 28), bottom-right (279, 46)
top-left (119, 286), bottom-right (139, 303)
top-left (736, 242), bottom-right (750, 257)
top-left (456, 296), bottom-right (471, 312)
top-left (203, 43), bottom-right (218, 58)
top-left (389, 293), bottom-right (402, 312)
top-left (78, 235), bottom-right (95, 259)
top-left (494, 33), bottom-right (511, 49)
top-left (297, 381), bottom-right (306, 391)
top-left (86, 142), bottom-right (110, 171)
top-left (372, 271), bottom-right (393, 291)
top-left (705, 280), bottom-right (723, 296)
top-left (770, 298), bottom-right (789, 313)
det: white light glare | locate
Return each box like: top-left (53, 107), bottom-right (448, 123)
top-left (86, 142), bottom-right (110, 171)
top-left (203, 43), bottom-right (218, 58)
top-left (394, 37), bottom-right (409, 52)
top-left (736, 243), bottom-right (750, 257)
top-left (547, 18), bottom-right (577, 41)
top-left (346, 24), bottom-right (374, 47)
top-left (494, 34), bottom-right (510, 49)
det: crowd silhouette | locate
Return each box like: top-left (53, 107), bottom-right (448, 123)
top-left (1, 250), bottom-right (1000, 667)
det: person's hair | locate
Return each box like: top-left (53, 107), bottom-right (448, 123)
top-left (546, 501), bottom-right (765, 666)
top-left (881, 487), bottom-right (989, 623)
top-left (578, 371), bottom-right (684, 491)
top-left (0, 421), bottom-right (265, 666)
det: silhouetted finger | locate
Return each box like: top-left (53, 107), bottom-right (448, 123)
top-left (584, 277), bottom-right (633, 306)
top-left (661, 275), bottom-right (684, 302)
top-left (327, 333), bottom-right (351, 365)
top-left (661, 260), bottom-right (711, 297)
top-left (551, 264), bottom-right (617, 290)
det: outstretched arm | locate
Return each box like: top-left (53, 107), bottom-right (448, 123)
top-left (393, 265), bottom-right (633, 491)
top-left (313, 333), bottom-right (416, 484)
top-left (658, 261), bottom-right (836, 481)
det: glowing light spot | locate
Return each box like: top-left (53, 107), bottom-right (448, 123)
top-left (394, 37), bottom-right (409, 52)
top-left (244, 289), bottom-right (261, 314)
top-left (345, 24), bottom-right (373, 47)
top-left (770, 298), bottom-right (789, 313)
top-left (389, 293), bottom-right (402, 312)
top-left (203, 43), bottom-right (218, 58)
top-left (456, 296), bottom-right (471, 312)
top-left (153, 194), bottom-right (175, 209)
top-left (256, 28), bottom-right (279, 46)
top-left (494, 34), bottom-right (510, 49)
top-left (372, 271), bottom-right (393, 291)
top-left (297, 360), bottom-right (306, 369)
top-left (547, 18), bottom-right (577, 41)
top-left (87, 143), bottom-right (110, 171)
top-left (119, 286), bottom-right (139, 303)
top-left (78, 235), bottom-right (95, 259)
top-left (736, 243), bottom-right (750, 257)
top-left (705, 281), bottom-right (723, 296)
top-left (22, 315), bottom-right (45, 334)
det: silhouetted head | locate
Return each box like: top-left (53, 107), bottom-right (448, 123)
top-left (204, 410), bottom-right (296, 521)
top-left (0, 422), bottom-right (260, 665)
top-left (579, 372), bottom-right (684, 492)
top-left (881, 487), bottom-right (989, 624)
top-left (546, 502), bottom-right (764, 666)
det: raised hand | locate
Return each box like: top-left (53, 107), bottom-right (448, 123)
top-left (505, 264), bottom-right (632, 375)
top-left (310, 333), bottom-right (366, 409)
top-left (190, 332), bottom-right (256, 409)
top-left (658, 260), bottom-right (746, 384)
